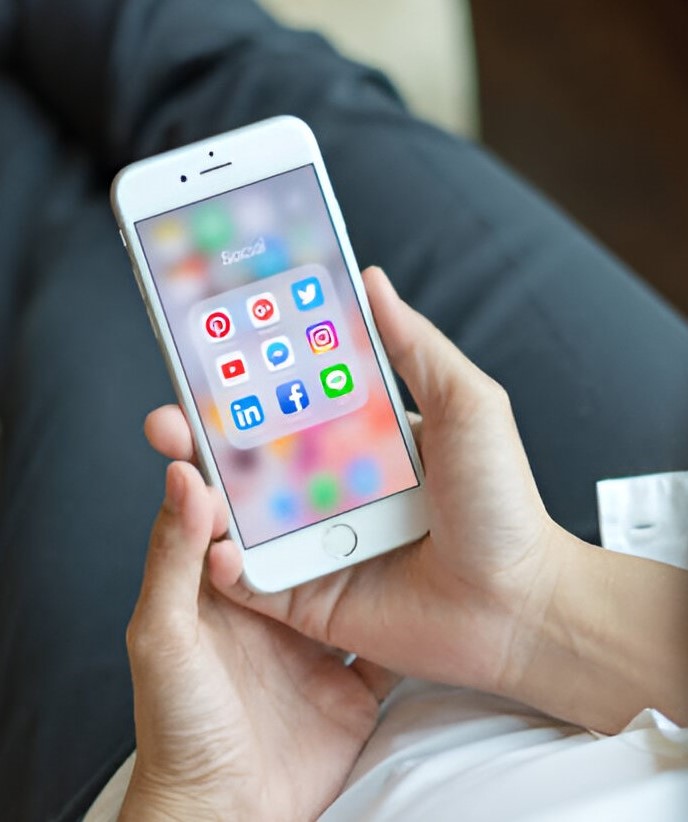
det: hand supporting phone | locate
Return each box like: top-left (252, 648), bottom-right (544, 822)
top-left (111, 116), bottom-right (427, 591)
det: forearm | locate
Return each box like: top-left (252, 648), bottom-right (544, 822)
top-left (505, 526), bottom-right (688, 733)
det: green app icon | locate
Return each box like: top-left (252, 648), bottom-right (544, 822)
top-left (308, 473), bottom-right (340, 512)
top-left (191, 205), bottom-right (233, 254)
top-left (320, 363), bottom-right (354, 398)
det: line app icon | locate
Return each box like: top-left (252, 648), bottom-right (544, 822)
top-left (320, 363), bottom-right (354, 398)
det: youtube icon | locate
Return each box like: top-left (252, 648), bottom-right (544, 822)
top-left (222, 359), bottom-right (245, 380)
top-left (216, 351), bottom-right (249, 387)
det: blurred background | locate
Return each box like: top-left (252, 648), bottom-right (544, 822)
top-left (260, 0), bottom-right (688, 317)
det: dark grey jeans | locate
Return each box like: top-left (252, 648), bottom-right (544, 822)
top-left (1, 1), bottom-right (687, 819)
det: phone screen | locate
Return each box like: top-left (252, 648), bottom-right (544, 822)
top-left (136, 164), bottom-right (418, 548)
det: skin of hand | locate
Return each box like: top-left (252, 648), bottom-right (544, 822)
top-left (147, 266), bottom-right (688, 733)
top-left (120, 460), bottom-right (396, 822)
top-left (146, 265), bottom-right (559, 701)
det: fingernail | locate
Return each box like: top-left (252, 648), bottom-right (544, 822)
top-left (165, 465), bottom-right (185, 513)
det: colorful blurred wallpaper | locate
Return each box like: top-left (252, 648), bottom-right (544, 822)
top-left (136, 165), bottom-right (418, 547)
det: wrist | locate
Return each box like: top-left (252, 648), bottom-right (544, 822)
top-left (493, 521), bottom-right (572, 705)
top-left (119, 765), bottom-right (249, 822)
top-left (497, 524), bottom-right (688, 732)
top-left (496, 525), bottom-right (592, 717)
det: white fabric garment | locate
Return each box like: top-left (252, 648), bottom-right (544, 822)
top-left (84, 471), bottom-right (688, 821)
top-left (597, 471), bottom-right (688, 569)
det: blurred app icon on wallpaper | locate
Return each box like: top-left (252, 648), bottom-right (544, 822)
top-left (308, 472), bottom-right (340, 512)
top-left (151, 217), bottom-right (189, 262)
top-left (192, 205), bottom-right (234, 254)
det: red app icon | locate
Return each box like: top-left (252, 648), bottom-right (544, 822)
top-left (203, 308), bottom-right (234, 342)
top-left (216, 351), bottom-right (249, 386)
top-left (247, 292), bottom-right (280, 327)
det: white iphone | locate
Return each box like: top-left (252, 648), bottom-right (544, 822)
top-left (111, 116), bottom-right (427, 592)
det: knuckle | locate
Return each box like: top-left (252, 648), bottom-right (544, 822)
top-left (453, 374), bottom-right (512, 429)
top-left (488, 379), bottom-right (512, 411)
top-left (126, 611), bottom-right (194, 661)
top-left (126, 618), bottom-right (154, 660)
top-left (162, 610), bottom-right (196, 648)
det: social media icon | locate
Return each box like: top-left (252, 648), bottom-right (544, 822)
top-left (230, 395), bottom-right (264, 431)
top-left (320, 363), bottom-right (354, 398)
top-left (247, 292), bottom-right (280, 327)
top-left (261, 336), bottom-right (295, 371)
top-left (306, 320), bottom-right (339, 354)
top-left (202, 308), bottom-right (234, 342)
top-left (291, 276), bottom-right (324, 311)
top-left (276, 380), bottom-right (310, 415)
top-left (216, 351), bottom-right (249, 386)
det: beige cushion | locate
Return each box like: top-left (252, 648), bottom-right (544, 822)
top-left (258, 0), bottom-right (478, 136)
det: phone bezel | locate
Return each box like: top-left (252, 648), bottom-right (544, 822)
top-left (111, 116), bottom-right (428, 592)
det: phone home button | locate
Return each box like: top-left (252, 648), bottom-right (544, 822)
top-left (322, 524), bottom-right (357, 558)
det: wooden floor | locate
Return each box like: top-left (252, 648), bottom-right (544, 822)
top-left (472, 0), bottom-right (688, 315)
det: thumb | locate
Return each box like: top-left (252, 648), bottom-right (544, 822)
top-left (364, 266), bottom-right (495, 420)
top-left (136, 461), bottom-right (214, 626)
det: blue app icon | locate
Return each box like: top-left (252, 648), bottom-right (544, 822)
top-left (267, 341), bottom-right (288, 364)
top-left (276, 380), bottom-right (310, 415)
top-left (346, 457), bottom-right (382, 497)
top-left (261, 335), bottom-right (295, 371)
top-left (291, 276), bottom-right (324, 311)
top-left (230, 395), bottom-right (265, 431)
top-left (269, 490), bottom-right (300, 522)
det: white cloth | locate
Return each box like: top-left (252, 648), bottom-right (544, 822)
top-left (597, 471), bottom-right (688, 569)
top-left (85, 471), bottom-right (688, 821)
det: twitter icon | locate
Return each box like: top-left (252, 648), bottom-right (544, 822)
top-left (291, 276), bottom-right (324, 311)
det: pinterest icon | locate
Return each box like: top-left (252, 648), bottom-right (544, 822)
top-left (202, 308), bottom-right (234, 343)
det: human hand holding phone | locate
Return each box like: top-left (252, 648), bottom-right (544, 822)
top-left (120, 459), bottom-right (395, 821)
top-left (147, 266), bottom-right (559, 699)
top-left (148, 266), bottom-right (688, 734)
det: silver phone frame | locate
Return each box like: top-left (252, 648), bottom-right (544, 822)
top-left (111, 116), bottom-right (428, 592)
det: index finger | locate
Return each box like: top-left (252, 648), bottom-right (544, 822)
top-left (144, 404), bottom-right (195, 462)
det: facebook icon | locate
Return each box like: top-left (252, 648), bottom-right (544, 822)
top-left (276, 380), bottom-right (310, 415)
top-left (230, 395), bottom-right (265, 430)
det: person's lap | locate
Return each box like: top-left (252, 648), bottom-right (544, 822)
top-left (0, 10), bottom-right (687, 820)
top-left (0, 77), bottom-right (175, 821)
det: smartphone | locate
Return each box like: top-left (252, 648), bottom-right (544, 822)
top-left (111, 116), bottom-right (427, 592)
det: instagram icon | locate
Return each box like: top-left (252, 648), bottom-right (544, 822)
top-left (306, 321), bottom-right (339, 354)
